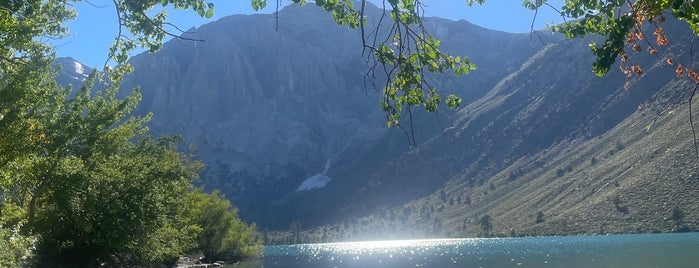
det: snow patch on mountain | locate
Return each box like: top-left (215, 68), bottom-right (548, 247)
top-left (297, 159), bottom-right (332, 191)
top-left (70, 61), bottom-right (89, 81)
top-left (55, 57), bottom-right (92, 84)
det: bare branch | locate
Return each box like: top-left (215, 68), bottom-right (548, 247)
top-left (106, 0), bottom-right (124, 68)
top-left (690, 83), bottom-right (699, 158)
top-left (136, 10), bottom-right (205, 43)
top-left (83, 0), bottom-right (109, 8)
top-left (529, 7), bottom-right (546, 45)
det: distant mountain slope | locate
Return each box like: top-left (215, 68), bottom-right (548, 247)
top-left (55, 4), bottom-right (699, 235)
top-left (117, 4), bottom-right (547, 229)
top-left (54, 57), bottom-right (92, 90)
top-left (292, 19), bottom-right (699, 241)
top-left (367, 76), bottom-right (699, 238)
top-left (120, 5), bottom-right (389, 226)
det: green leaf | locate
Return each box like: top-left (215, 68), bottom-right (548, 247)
top-left (252, 0), bottom-right (267, 10)
top-left (446, 94), bottom-right (462, 110)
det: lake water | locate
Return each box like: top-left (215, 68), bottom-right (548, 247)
top-left (234, 233), bottom-right (699, 268)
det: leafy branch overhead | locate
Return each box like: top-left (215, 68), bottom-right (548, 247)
top-left (521, 0), bottom-right (699, 80)
top-left (254, 0), bottom-right (473, 131)
top-left (254, 0), bottom-right (699, 131)
top-left (109, 0), bottom-right (214, 67)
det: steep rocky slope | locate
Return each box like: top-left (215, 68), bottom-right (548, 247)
top-left (117, 4), bottom-right (547, 229)
top-left (290, 19), bottom-right (699, 241)
top-left (66, 3), bottom-right (699, 236)
top-left (120, 6), bottom-right (388, 225)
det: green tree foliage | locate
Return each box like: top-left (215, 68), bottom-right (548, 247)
top-left (520, 0), bottom-right (692, 78)
top-left (0, 0), bottom-right (75, 66)
top-left (22, 76), bottom-right (202, 265)
top-left (488, 1), bottom-right (699, 79)
top-left (671, 206), bottom-right (685, 232)
top-left (0, 0), bottom-right (261, 266)
top-left (479, 214), bottom-right (492, 237)
top-left (535, 211), bottom-right (545, 224)
top-left (0, 201), bottom-right (36, 267)
top-left (0, 51), bottom-right (62, 268)
top-left (190, 190), bottom-right (261, 263)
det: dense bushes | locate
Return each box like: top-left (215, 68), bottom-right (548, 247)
top-left (0, 60), bottom-right (260, 266)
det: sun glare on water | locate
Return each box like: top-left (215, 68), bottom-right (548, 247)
top-left (258, 234), bottom-right (699, 268)
top-left (291, 238), bottom-right (480, 258)
top-left (332, 238), bottom-right (468, 250)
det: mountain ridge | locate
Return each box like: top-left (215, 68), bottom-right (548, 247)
top-left (110, 3), bottom-right (555, 229)
top-left (57, 4), bottom-right (699, 237)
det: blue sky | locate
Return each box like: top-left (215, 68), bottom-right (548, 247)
top-left (57, 0), bottom-right (564, 67)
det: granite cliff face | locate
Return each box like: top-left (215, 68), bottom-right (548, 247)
top-left (115, 4), bottom-right (548, 228)
top-left (125, 9), bottom-right (380, 174)
top-left (121, 6), bottom-right (391, 222)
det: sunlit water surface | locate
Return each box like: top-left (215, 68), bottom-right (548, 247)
top-left (235, 233), bottom-right (699, 268)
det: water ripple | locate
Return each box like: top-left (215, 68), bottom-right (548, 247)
top-left (252, 233), bottom-right (699, 268)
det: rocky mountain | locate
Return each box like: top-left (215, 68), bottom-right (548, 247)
top-left (292, 17), bottom-right (699, 240)
top-left (54, 57), bottom-right (92, 90)
top-left (60, 3), bottom-right (699, 236)
top-left (115, 3), bottom-right (549, 229)
top-left (119, 5), bottom-right (392, 227)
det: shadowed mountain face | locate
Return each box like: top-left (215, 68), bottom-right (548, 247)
top-left (59, 4), bottom-right (699, 234)
top-left (119, 6), bottom-right (392, 228)
top-left (115, 4), bottom-right (546, 229)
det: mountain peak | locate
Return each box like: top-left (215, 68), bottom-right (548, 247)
top-left (54, 57), bottom-right (92, 87)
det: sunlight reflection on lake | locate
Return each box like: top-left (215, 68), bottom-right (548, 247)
top-left (234, 233), bottom-right (699, 268)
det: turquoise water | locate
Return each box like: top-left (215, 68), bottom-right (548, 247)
top-left (235, 233), bottom-right (699, 267)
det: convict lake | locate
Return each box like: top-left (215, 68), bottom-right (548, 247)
top-left (231, 233), bottom-right (698, 268)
